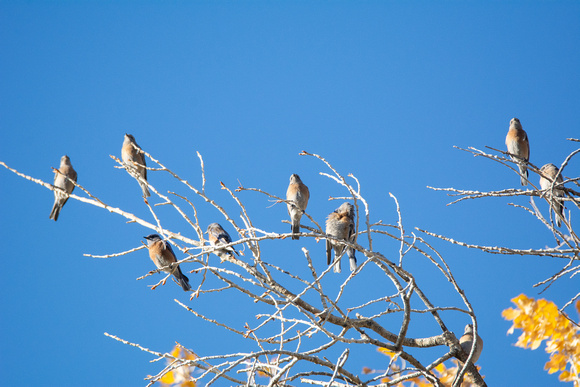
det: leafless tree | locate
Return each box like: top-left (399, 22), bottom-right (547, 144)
top-left (14, 140), bottom-right (562, 386)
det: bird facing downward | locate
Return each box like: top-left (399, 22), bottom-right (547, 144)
top-left (143, 234), bottom-right (191, 291)
top-left (325, 202), bottom-right (357, 273)
top-left (286, 174), bottom-right (310, 240)
top-left (122, 134), bottom-right (150, 198)
top-left (49, 155), bottom-right (77, 221)
top-left (539, 163), bottom-right (565, 227)
top-left (206, 223), bottom-right (239, 262)
top-left (505, 117), bottom-right (530, 186)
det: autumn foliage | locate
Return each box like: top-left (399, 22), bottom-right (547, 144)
top-left (502, 294), bottom-right (580, 385)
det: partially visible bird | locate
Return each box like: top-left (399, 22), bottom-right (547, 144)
top-left (540, 163), bottom-right (565, 227)
top-left (143, 234), bottom-right (191, 291)
top-left (122, 133), bottom-right (150, 197)
top-left (49, 155), bottom-right (77, 221)
top-left (505, 117), bottom-right (530, 186)
top-left (454, 324), bottom-right (484, 385)
top-left (459, 324), bottom-right (483, 364)
top-left (207, 223), bottom-right (239, 262)
top-left (286, 174), bottom-right (310, 240)
top-left (326, 202), bottom-right (357, 273)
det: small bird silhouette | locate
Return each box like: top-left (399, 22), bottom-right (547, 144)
top-left (505, 118), bottom-right (530, 186)
top-left (143, 234), bottom-right (191, 291)
top-left (326, 202), bottom-right (357, 273)
top-left (207, 223), bottom-right (239, 262)
top-left (539, 163), bottom-right (565, 227)
top-left (122, 134), bottom-right (150, 197)
top-left (286, 174), bottom-right (309, 240)
top-left (49, 155), bottom-right (77, 221)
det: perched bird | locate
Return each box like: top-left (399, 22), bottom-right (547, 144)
top-left (454, 324), bottom-right (484, 385)
top-left (540, 163), bottom-right (565, 227)
top-left (326, 202), bottom-right (357, 273)
top-left (143, 234), bottom-right (191, 291)
top-left (505, 117), bottom-right (530, 186)
top-left (459, 324), bottom-right (483, 364)
top-left (49, 155), bottom-right (77, 221)
top-left (207, 223), bottom-right (239, 262)
top-left (122, 134), bottom-right (150, 197)
top-left (286, 174), bottom-right (310, 240)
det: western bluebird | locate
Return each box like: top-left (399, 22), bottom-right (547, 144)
top-left (206, 223), bottom-right (239, 262)
top-left (49, 155), bottom-right (77, 221)
top-left (143, 234), bottom-right (191, 291)
top-left (122, 134), bottom-right (150, 198)
top-left (539, 163), bottom-right (565, 227)
top-left (325, 202), bottom-right (357, 273)
top-left (459, 324), bottom-right (483, 364)
top-left (286, 174), bottom-right (310, 240)
top-left (505, 117), bottom-right (530, 186)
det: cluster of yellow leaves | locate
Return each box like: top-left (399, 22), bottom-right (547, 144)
top-left (364, 348), bottom-right (480, 386)
top-left (502, 294), bottom-right (580, 385)
top-left (158, 345), bottom-right (196, 387)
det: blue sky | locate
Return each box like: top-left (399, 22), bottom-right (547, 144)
top-left (1, 1), bottom-right (579, 386)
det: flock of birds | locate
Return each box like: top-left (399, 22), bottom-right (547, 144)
top-left (48, 134), bottom-right (360, 293)
top-left (48, 119), bottom-right (566, 294)
top-left (46, 118), bottom-right (570, 369)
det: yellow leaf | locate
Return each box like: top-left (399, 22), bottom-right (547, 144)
top-left (160, 371), bottom-right (175, 384)
top-left (502, 308), bottom-right (519, 321)
top-left (378, 347), bottom-right (395, 357)
top-left (559, 370), bottom-right (571, 381)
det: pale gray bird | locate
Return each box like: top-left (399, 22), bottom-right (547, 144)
top-left (49, 155), bottom-right (77, 221)
top-left (206, 223), bottom-right (239, 262)
top-left (454, 324), bottom-right (484, 385)
top-left (540, 163), bottom-right (565, 227)
top-left (286, 174), bottom-right (310, 240)
top-left (326, 202), bottom-right (357, 273)
top-left (122, 133), bottom-right (150, 197)
top-left (459, 324), bottom-right (483, 364)
top-left (505, 117), bottom-right (530, 186)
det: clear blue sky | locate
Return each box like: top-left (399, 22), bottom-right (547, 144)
top-left (1, 1), bottom-right (579, 386)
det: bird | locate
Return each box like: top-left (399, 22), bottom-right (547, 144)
top-left (143, 234), bottom-right (191, 291)
top-left (326, 202), bottom-right (357, 273)
top-left (286, 174), bottom-right (310, 240)
top-left (122, 134), bottom-right (150, 197)
top-left (505, 117), bottom-right (530, 186)
top-left (454, 324), bottom-right (484, 385)
top-left (539, 163), bottom-right (565, 227)
top-left (207, 223), bottom-right (239, 262)
top-left (49, 155), bottom-right (78, 221)
top-left (459, 324), bottom-right (483, 364)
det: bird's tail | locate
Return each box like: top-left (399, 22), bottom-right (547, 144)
top-left (519, 165), bottom-right (528, 186)
top-left (555, 202), bottom-right (564, 227)
top-left (348, 248), bottom-right (357, 272)
top-left (140, 182), bottom-right (151, 198)
top-left (175, 268), bottom-right (191, 291)
top-left (333, 255), bottom-right (342, 273)
top-left (291, 222), bottom-right (300, 240)
top-left (49, 202), bottom-right (61, 221)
